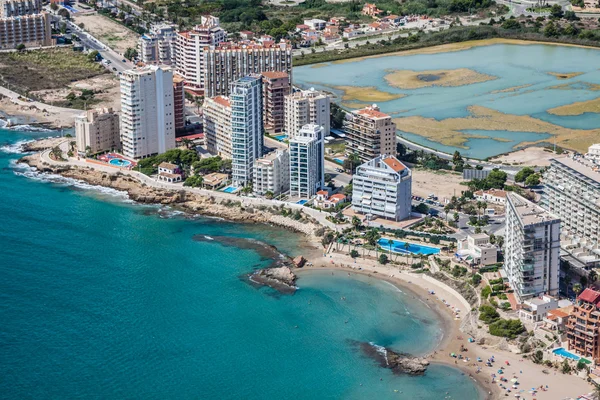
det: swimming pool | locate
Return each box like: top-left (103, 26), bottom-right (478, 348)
top-left (273, 134), bottom-right (287, 142)
top-left (378, 238), bottom-right (441, 255)
top-left (109, 158), bottom-right (132, 168)
top-left (334, 158), bottom-right (345, 165)
top-left (552, 347), bottom-right (580, 361)
top-left (296, 199), bottom-right (308, 205)
top-left (63, 5), bottom-right (78, 12)
top-left (222, 186), bottom-right (237, 193)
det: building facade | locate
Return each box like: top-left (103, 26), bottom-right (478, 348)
top-left (0, 12), bottom-right (51, 49)
top-left (260, 71), bottom-right (290, 133)
top-left (253, 149), bottom-right (290, 197)
top-left (230, 76), bottom-right (263, 186)
top-left (567, 288), bottom-right (600, 362)
top-left (542, 155), bottom-right (600, 269)
top-left (120, 65), bottom-right (176, 159)
top-left (587, 143), bottom-right (600, 163)
top-left (289, 124), bottom-right (325, 198)
top-left (456, 233), bottom-right (498, 266)
top-left (172, 74), bottom-right (185, 132)
top-left (351, 155), bottom-right (412, 221)
top-left (284, 88), bottom-right (330, 138)
top-left (203, 95), bottom-right (232, 158)
top-left (1, 0), bottom-right (41, 17)
top-left (174, 16), bottom-right (226, 94)
top-left (505, 193), bottom-right (561, 302)
top-left (344, 104), bottom-right (397, 163)
top-left (75, 108), bottom-right (120, 155)
top-left (138, 24), bottom-right (177, 65)
top-left (203, 40), bottom-right (292, 97)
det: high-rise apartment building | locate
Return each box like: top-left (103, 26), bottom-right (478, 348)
top-left (203, 40), bottom-right (292, 97)
top-left (542, 155), bottom-right (600, 269)
top-left (260, 71), bottom-right (290, 133)
top-left (567, 288), bottom-right (600, 362)
top-left (351, 155), bottom-right (412, 222)
top-left (203, 95), bottom-right (232, 158)
top-left (289, 124), bottom-right (324, 198)
top-left (230, 76), bottom-right (263, 186)
top-left (253, 149), bottom-right (290, 197)
top-left (1, 0), bottom-right (40, 17)
top-left (505, 193), bottom-right (561, 301)
top-left (75, 108), bottom-right (120, 155)
top-left (284, 88), bottom-right (330, 138)
top-left (0, 11), bottom-right (51, 49)
top-left (587, 144), bottom-right (600, 163)
top-left (139, 24), bottom-right (177, 65)
top-left (172, 74), bottom-right (185, 132)
top-left (174, 16), bottom-right (226, 95)
top-left (120, 65), bottom-right (176, 159)
top-left (344, 104), bottom-right (397, 163)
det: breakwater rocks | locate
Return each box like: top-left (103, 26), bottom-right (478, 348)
top-left (19, 154), bottom-right (323, 237)
top-left (250, 266), bottom-right (298, 294)
top-left (357, 341), bottom-right (430, 375)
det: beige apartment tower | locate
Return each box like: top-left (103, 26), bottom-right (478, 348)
top-left (344, 104), bottom-right (397, 163)
top-left (75, 108), bottom-right (120, 155)
top-left (260, 71), bottom-right (290, 133)
top-left (284, 88), bottom-right (330, 138)
top-left (0, 11), bottom-right (51, 49)
top-left (203, 96), bottom-right (232, 158)
top-left (1, 0), bottom-right (41, 17)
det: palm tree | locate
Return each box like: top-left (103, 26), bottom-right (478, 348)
top-left (589, 270), bottom-right (598, 287)
top-left (388, 238), bottom-right (394, 261)
top-left (444, 204), bottom-right (452, 222)
top-left (404, 242), bottom-right (411, 265)
top-left (476, 201), bottom-right (484, 223)
top-left (181, 138), bottom-right (192, 149)
top-left (352, 215), bottom-right (361, 231)
top-left (573, 283), bottom-right (583, 297)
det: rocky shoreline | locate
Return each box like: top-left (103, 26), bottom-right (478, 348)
top-left (355, 341), bottom-right (430, 375)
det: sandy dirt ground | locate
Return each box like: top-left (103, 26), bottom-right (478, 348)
top-left (0, 97), bottom-right (78, 127)
top-left (32, 74), bottom-right (121, 111)
top-left (73, 13), bottom-right (138, 54)
top-left (412, 168), bottom-right (466, 202)
top-left (385, 68), bottom-right (497, 89)
top-left (491, 147), bottom-right (556, 167)
top-left (302, 252), bottom-right (595, 400)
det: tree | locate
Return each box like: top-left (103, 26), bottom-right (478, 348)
top-left (472, 273), bottom-right (482, 285)
top-left (515, 167), bottom-right (535, 183)
top-left (415, 203), bottom-right (429, 215)
top-left (379, 254), bottom-right (389, 264)
top-left (351, 215), bottom-right (361, 231)
top-left (124, 47), bottom-right (138, 60)
top-left (350, 249), bottom-right (359, 259)
top-left (486, 169), bottom-right (507, 189)
top-left (364, 228), bottom-right (381, 246)
top-left (183, 175), bottom-right (203, 187)
top-left (573, 283), bottom-right (583, 296)
top-left (561, 359), bottom-right (571, 374)
top-left (330, 103), bottom-right (346, 129)
top-left (501, 18), bottom-right (521, 29)
top-left (388, 238), bottom-right (394, 258)
top-left (16, 43), bottom-right (25, 52)
top-left (550, 3), bottom-right (564, 19)
top-left (488, 319), bottom-right (525, 339)
top-left (87, 50), bottom-right (99, 61)
top-left (265, 191), bottom-right (274, 200)
top-left (50, 146), bottom-right (64, 160)
top-left (525, 173), bottom-right (541, 187)
top-left (57, 8), bottom-right (71, 20)
top-left (589, 270), bottom-right (597, 285)
top-left (479, 305), bottom-right (500, 324)
top-left (532, 350), bottom-right (544, 364)
top-left (544, 21), bottom-right (559, 37)
top-left (50, 2), bottom-right (58, 11)
top-left (453, 212), bottom-right (460, 223)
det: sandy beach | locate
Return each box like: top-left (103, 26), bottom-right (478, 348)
top-left (300, 251), bottom-right (594, 400)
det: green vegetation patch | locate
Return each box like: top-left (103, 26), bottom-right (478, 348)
top-left (0, 48), bottom-right (105, 94)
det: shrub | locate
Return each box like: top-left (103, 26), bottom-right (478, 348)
top-left (481, 285), bottom-right (492, 299)
top-left (472, 273), bottom-right (482, 285)
top-left (489, 319), bottom-right (525, 339)
top-left (479, 304), bottom-right (500, 324)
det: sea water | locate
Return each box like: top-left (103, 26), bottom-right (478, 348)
top-left (0, 127), bottom-right (482, 399)
top-left (294, 43), bottom-right (600, 159)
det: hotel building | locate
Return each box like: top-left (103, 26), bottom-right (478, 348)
top-left (344, 104), bottom-right (397, 163)
top-left (1, 0), bottom-right (40, 17)
top-left (75, 108), bottom-right (120, 155)
top-left (289, 124), bottom-right (325, 198)
top-left (542, 155), bottom-right (600, 269)
top-left (203, 39), bottom-right (292, 97)
top-left (119, 65), bottom-right (176, 159)
top-left (174, 16), bottom-right (226, 94)
top-left (351, 155), bottom-right (412, 221)
top-left (505, 193), bottom-right (561, 301)
top-left (139, 24), bottom-right (177, 65)
top-left (0, 11), bottom-right (51, 49)
top-left (253, 149), bottom-right (290, 197)
top-left (260, 71), bottom-right (290, 133)
top-left (230, 76), bottom-right (263, 186)
top-left (203, 95), bottom-right (232, 158)
top-left (567, 288), bottom-right (600, 362)
top-left (284, 88), bottom-right (330, 138)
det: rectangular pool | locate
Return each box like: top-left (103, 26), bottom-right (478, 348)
top-left (334, 158), bottom-right (345, 165)
top-left (378, 238), bottom-right (441, 255)
top-left (552, 347), bottom-right (580, 361)
top-left (296, 199), bottom-right (308, 205)
top-left (222, 186), bottom-right (237, 193)
top-left (274, 134), bottom-right (287, 142)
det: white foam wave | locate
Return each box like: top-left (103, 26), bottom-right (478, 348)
top-left (368, 342), bottom-right (389, 366)
top-left (0, 139), bottom-right (34, 154)
top-left (204, 235), bottom-right (214, 240)
top-left (9, 124), bottom-right (53, 132)
top-left (10, 160), bottom-right (131, 201)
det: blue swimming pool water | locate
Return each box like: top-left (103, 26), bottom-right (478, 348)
top-left (334, 158), bottom-right (344, 164)
top-left (552, 347), bottom-right (580, 360)
top-left (378, 238), bottom-right (441, 255)
top-left (109, 158), bottom-right (131, 167)
top-left (222, 186), bottom-right (237, 193)
top-left (296, 199), bottom-right (308, 205)
top-left (63, 5), bottom-right (78, 12)
top-left (274, 134), bottom-right (287, 142)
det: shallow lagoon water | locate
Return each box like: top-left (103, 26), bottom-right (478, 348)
top-left (0, 128), bottom-right (482, 399)
top-left (294, 43), bottom-right (600, 158)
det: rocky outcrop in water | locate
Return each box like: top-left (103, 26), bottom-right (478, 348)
top-left (357, 341), bottom-right (429, 375)
top-left (250, 266), bottom-right (297, 294)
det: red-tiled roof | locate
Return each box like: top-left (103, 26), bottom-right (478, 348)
top-left (317, 190), bottom-right (329, 196)
top-left (261, 71), bottom-right (289, 79)
top-left (329, 194), bottom-right (346, 202)
top-left (176, 133), bottom-right (204, 141)
top-left (579, 288), bottom-right (600, 304)
top-left (383, 157), bottom-right (406, 173)
top-left (212, 96), bottom-right (230, 108)
top-left (356, 107), bottom-right (389, 119)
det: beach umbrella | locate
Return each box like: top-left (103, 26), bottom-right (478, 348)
top-left (511, 378), bottom-right (518, 383)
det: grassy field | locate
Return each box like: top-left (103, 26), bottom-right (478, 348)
top-left (0, 48), bottom-right (106, 95)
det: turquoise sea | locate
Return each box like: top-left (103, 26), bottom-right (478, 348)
top-left (0, 127), bottom-right (482, 399)
top-left (294, 43), bottom-right (600, 159)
